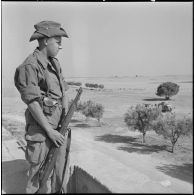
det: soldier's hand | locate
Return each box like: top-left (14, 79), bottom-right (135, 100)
top-left (47, 129), bottom-right (65, 147)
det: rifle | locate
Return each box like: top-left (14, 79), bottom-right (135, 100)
top-left (35, 87), bottom-right (83, 194)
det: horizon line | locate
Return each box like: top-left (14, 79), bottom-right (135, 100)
top-left (64, 73), bottom-right (192, 78)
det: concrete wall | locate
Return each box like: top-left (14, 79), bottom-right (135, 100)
top-left (67, 166), bottom-right (111, 193)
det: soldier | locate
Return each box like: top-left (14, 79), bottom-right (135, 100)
top-left (14, 21), bottom-right (70, 193)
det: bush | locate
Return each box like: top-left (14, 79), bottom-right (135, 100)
top-left (157, 102), bottom-right (172, 113)
top-left (67, 81), bottom-right (82, 86)
top-left (98, 84), bottom-right (104, 89)
top-left (85, 83), bottom-right (89, 87)
top-left (152, 113), bottom-right (192, 153)
top-left (156, 82), bottom-right (179, 100)
top-left (124, 104), bottom-right (161, 143)
top-left (77, 101), bottom-right (85, 112)
top-left (68, 99), bottom-right (84, 112)
top-left (85, 83), bottom-right (104, 89)
top-left (69, 99), bottom-right (104, 125)
top-left (81, 100), bottom-right (104, 125)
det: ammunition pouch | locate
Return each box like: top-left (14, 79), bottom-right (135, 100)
top-left (42, 97), bottom-right (62, 116)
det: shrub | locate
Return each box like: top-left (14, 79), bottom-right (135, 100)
top-left (85, 83), bottom-right (104, 89)
top-left (157, 102), bottom-right (172, 113)
top-left (68, 99), bottom-right (83, 112)
top-left (152, 113), bottom-right (192, 153)
top-left (67, 81), bottom-right (82, 86)
top-left (156, 82), bottom-right (179, 100)
top-left (69, 99), bottom-right (104, 125)
top-left (124, 104), bottom-right (161, 143)
top-left (77, 101), bottom-right (85, 112)
top-left (82, 100), bottom-right (104, 125)
top-left (98, 84), bottom-right (104, 89)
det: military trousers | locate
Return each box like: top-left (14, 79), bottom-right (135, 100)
top-left (25, 132), bottom-right (70, 194)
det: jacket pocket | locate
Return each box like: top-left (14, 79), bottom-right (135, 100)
top-left (25, 141), bottom-right (43, 165)
top-left (42, 97), bottom-right (57, 115)
top-left (25, 139), bottom-right (51, 165)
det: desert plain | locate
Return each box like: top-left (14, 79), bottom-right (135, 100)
top-left (2, 74), bottom-right (193, 193)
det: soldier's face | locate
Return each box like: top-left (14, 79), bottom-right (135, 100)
top-left (46, 36), bottom-right (62, 57)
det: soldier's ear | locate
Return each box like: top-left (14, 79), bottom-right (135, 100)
top-left (42, 38), bottom-right (49, 46)
top-left (38, 38), bottom-right (48, 47)
top-left (44, 38), bottom-right (48, 46)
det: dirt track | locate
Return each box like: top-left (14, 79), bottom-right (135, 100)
top-left (70, 127), bottom-right (193, 193)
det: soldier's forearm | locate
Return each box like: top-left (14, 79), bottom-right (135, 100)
top-left (28, 100), bottom-right (53, 134)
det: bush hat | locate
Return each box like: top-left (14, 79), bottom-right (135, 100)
top-left (29, 21), bottom-right (69, 42)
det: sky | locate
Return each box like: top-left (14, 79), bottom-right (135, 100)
top-left (2, 2), bottom-right (193, 85)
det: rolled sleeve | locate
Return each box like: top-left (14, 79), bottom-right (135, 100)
top-left (14, 64), bottom-right (42, 105)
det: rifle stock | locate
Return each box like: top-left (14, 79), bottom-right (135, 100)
top-left (35, 87), bottom-right (83, 194)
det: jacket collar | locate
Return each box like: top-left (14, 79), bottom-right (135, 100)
top-left (33, 48), bottom-right (52, 70)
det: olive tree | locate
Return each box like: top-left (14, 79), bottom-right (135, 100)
top-left (152, 113), bottom-right (192, 153)
top-left (82, 100), bottom-right (104, 125)
top-left (156, 82), bottom-right (179, 100)
top-left (68, 100), bottom-right (104, 125)
top-left (68, 99), bottom-right (84, 113)
top-left (124, 104), bottom-right (162, 143)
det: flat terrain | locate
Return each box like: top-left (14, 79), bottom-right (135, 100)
top-left (2, 75), bottom-right (193, 193)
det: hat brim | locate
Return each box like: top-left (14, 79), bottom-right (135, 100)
top-left (29, 27), bottom-right (69, 42)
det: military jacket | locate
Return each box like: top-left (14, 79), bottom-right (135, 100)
top-left (14, 48), bottom-right (69, 142)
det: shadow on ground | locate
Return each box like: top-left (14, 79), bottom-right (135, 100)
top-left (95, 134), bottom-right (138, 144)
top-left (143, 98), bottom-right (168, 101)
top-left (71, 119), bottom-right (81, 123)
top-left (74, 123), bottom-right (91, 128)
top-left (95, 134), bottom-right (167, 154)
top-left (74, 121), bottom-right (102, 128)
top-left (2, 159), bottom-right (29, 194)
top-left (156, 163), bottom-right (193, 184)
top-left (118, 144), bottom-right (167, 154)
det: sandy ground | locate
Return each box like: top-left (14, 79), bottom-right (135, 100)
top-left (70, 128), bottom-right (192, 193)
top-left (2, 113), bottom-right (193, 194)
top-left (2, 76), bottom-right (193, 193)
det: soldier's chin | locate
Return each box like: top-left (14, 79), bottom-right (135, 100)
top-left (50, 53), bottom-right (58, 57)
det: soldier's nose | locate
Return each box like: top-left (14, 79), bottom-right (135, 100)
top-left (59, 46), bottom-right (62, 49)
